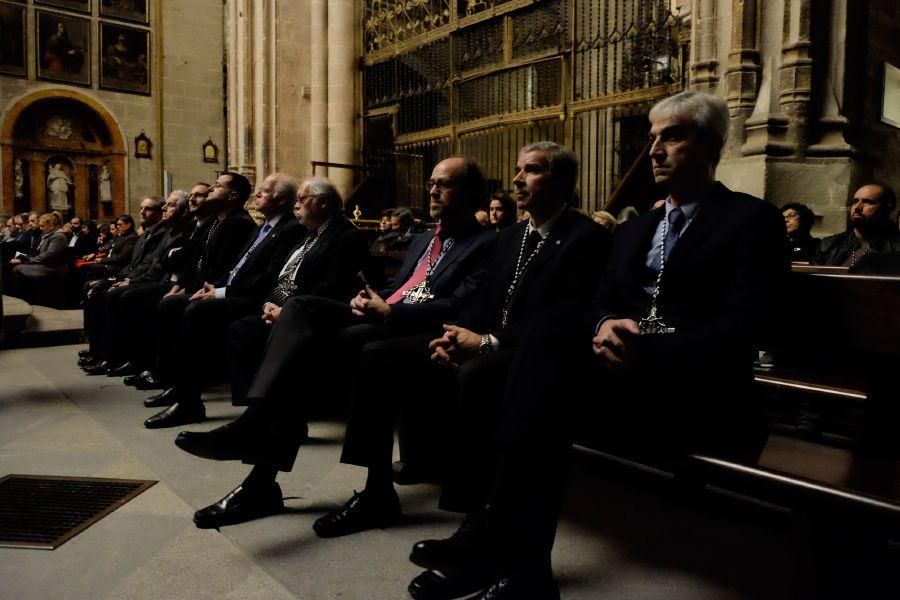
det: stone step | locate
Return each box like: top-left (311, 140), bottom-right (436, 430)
top-left (1, 295), bottom-right (83, 349)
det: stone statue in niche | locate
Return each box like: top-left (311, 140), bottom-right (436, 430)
top-left (14, 158), bottom-right (24, 200)
top-left (46, 116), bottom-right (74, 140)
top-left (99, 161), bottom-right (112, 203)
top-left (47, 162), bottom-right (73, 210)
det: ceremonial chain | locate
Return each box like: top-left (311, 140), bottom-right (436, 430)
top-left (403, 235), bottom-right (454, 304)
top-left (640, 215), bottom-right (675, 335)
top-left (499, 225), bottom-right (546, 327)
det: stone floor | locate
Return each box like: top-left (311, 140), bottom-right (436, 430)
top-left (0, 343), bottom-right (794, 599)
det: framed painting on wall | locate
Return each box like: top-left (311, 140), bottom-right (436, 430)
top-left (35, 0), bottom-right (91, 14)
top-left (0, 2), bottom-right (27, 77)
top-left (36, 10), bottom-right (91, 86)
top-left (100, 0), bottom-right (149, 25)
top-left (99, 22), bottom-right (150, 95)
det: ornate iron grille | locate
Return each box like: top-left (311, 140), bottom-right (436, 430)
top-left (455, 18), bottom-right (505, 74)
top-left (510, 1), bottom-right (567, 60)
top-left (364, 0), bottom-right (452, 54)
top-left (361, 0), bottom-right (687, 215)
top-left (458, 59), bottom-right (562, 123)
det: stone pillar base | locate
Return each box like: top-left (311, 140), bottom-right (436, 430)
top-left (717, 155), bottom-right (861, 236)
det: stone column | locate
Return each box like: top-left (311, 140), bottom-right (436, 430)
top-left (689, 0), bottom-right (719, 91)
top-left (327, 0), bottom-right (356, 201)
top-left (237, 0), bottom-right (256, 182)
top-left (807, 0), bottom-right (853, 156)
top-left (225, 0), bottom-right (239, 171)
top-left (310, 0), bottom-right (328, 176)
top-left (778, 0), bottom-right (812, 155)
top-left (251, 0), bottom-right (270, 184)
top-left (723, 0), bottom-right (760, 155)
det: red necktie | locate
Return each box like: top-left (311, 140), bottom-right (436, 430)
top-left (387, 226), bottom-right (443, 304)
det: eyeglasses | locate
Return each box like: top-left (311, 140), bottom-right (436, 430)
top-left (256, 188), bottom-right (274, 197)
top-left (425, 179), bottom-right (458, 192)
top-left (783, 212), bottom-right (800, 220)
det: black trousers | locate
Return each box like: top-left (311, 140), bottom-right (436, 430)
top-left (172, 296), bottom-right (258, 408)
top-left (115, 282), bottom-right (169, 369)
top-left (233, 295), bottom-right (407, 472)
top-left (340, 335), bottom-right (516, 507)
top-left (155, 294), bottom-right (192, 385)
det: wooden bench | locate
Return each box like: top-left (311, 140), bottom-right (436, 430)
top-left (579, 271), bottom-right (900, 597)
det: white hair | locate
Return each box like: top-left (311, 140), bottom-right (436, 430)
top-left (649, 91), bottom-right (729, 164)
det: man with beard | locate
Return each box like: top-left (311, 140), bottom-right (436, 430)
top-left (814, 183), bottom-right (900, 270)
top-left (80, 196), bottom-right (165, 372)
top-left (174, 157), bottom-right (495, 530)
top-left (142, 172), bottom-right (306, 427)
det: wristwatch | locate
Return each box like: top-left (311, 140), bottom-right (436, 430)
top-left (478, 333), bottom-right (494, 354)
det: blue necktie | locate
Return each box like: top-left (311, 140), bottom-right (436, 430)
top-left (663, 207), bottom-right (686, 262)
top-left (227, 223), bottom-right (271, 285)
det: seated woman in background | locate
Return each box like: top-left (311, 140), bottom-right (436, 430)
top-left (8, 212), bottom-right (69, 307)
top-left (489, 191), bottom-right (517, 231)
top-left (781, 202), bottom-right (819, 262)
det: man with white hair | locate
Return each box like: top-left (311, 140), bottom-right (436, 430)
top-left (144, 172), bottom-right (307, 428)
top-left (408, 91), bottom-right (789, 600)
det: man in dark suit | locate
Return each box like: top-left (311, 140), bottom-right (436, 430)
top-left (149, 172), bottom-right (257, 391)
top-left (65, 216), bottom-right (97, 258)
top-left (408, 92), bottom-right (789, 600)
top-left (143, 173), bottom-right (306, 427)
top-left (174, 157), bottom-right (495, 530)
top-left (80, 198), bottom-right (165, 372)
top-left (315, 142), bottom-right (612, 545)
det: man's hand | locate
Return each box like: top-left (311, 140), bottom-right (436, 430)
top-left (82, 253), bottom-right (95, 261)
top-left (9, 258), bottom-right (21, 266)
top-left (261, 302), bottom-right (281, 325)
top-left (189, 282), bottom-right (216, 302)
top-left (111, 279), bottom-right (129, 289)
top-left (592, 318), bottom-right (640, 371)
top-left (429, 324), bottom-right (482, 368)
top-left (163, 284), bottom-right (184, 299)
top-left (350, 286), bottom-right (391, 318)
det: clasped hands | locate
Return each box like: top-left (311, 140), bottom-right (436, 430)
top-left (349, 286), bottom-right (390, 318)
top-left (189, 282), bottom-right (217, 302)
top-left (429, 324), bottom-right (483, 369)
top-left (592, 318), bottom-right (639, 372)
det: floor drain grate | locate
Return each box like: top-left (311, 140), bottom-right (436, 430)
top-left (0, 474), bottom-right (156, 550)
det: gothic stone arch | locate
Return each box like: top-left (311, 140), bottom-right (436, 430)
top-left (1, 89), bottom-right (127, 220)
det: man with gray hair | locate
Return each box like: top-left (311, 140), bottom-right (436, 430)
top-left (174, 157), bottom-right (495, 530)
top-left (144, 172), bottom-right (307, 428)
top-left (408, 91), bottom-right (789, 600)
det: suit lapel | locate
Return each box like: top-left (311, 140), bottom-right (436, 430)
top-left (667, 183), bottom-right (728, 263)
top-left (430, 229), bottom-right (478, 282)
top-left (394, 230), bottom-right (433, 284)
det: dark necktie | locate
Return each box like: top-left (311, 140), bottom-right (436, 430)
top-left (663, 207), bottom-right (686, 261)
top-left (523, 228), bottom-right (543, 257)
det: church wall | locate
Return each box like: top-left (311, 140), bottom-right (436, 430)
top-left (273, 0), bottom-right (311, 179)
top-left (160, 0), bottom-right (226, 193)
top-left (0, 0), bottom-right (224, 218)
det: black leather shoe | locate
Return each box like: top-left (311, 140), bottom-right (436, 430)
top-left (78, 356), bottom-right (99, 367)
top-left (312, 489), bottom-right (401, 538)
top-left (107, 361), bottom-right (137, 377)
top-left (144, 387), bottom-right (177, 408)
top-left (134, 371), bottom-right (165, 391)
top-left (193, 482), bottom-right (283, 529)
top-left (82, 360), bottom-right (111, 375)
top-left (408, 569), bottom-right (492, 600)
top-left (144, 402), bottom-right (205, 429)
top-left (125, 370), bottom-right (151, 387)
top-left (78, 349), bottom-right (92, 358)
top-left (473, 574), bottom-right (559, 600)
top-left (411, 508), bottom-right (495, 571)
top-left (174, 422), bottom-right (248, 460)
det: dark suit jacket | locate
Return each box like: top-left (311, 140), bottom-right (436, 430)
top-left (177, 211), bottom-right (256, 292)
top-left (98, 230), bottom-right (138, 271)
top-left (128, 218), bottom-right (192, 285)
top-left (119, 221), bottom-right (171, 281)
top-left (460, 209), bottom-right (612, 349)
top-left (284, 216), bottom-right (370, 302)
top-left (586, 181), bottom-right (788, 449)
top-left (812, 228), bottom-right (900, 267)
top-left (214, 216), bottom-right (306, 304)
top-left (380, 222), bottom-right (495, 331)
top-left (68, 231), bottom-right (97, 257)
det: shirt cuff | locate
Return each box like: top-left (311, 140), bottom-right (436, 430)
top-left (489, 334), bottom-right (500, 351)
top-left (215, 287), bottom-right (226, 299)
